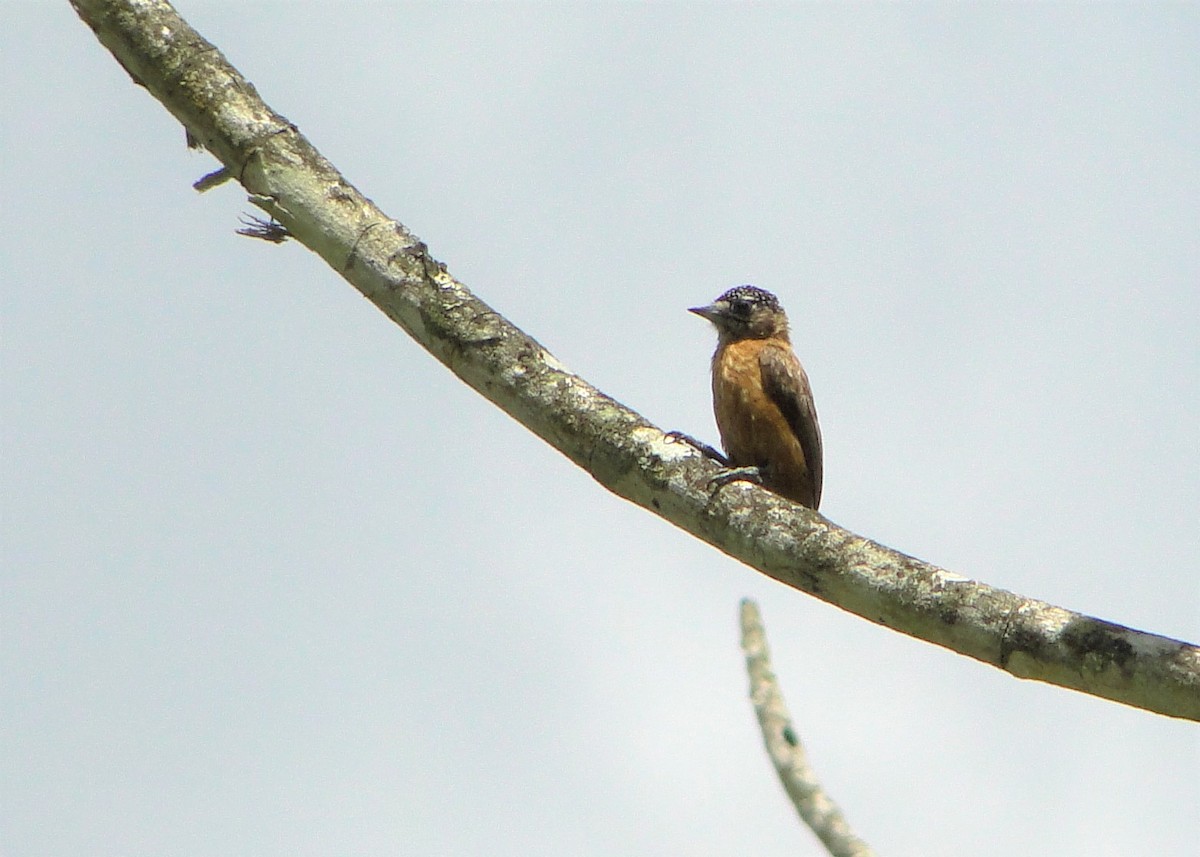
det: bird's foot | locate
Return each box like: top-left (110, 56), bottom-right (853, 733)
top-left (708, 465), bottom-right (764, 493)
top-left (664, 431), bottom-right (732, 467)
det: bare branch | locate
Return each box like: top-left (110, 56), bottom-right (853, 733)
top-left (740, 600), bottom-right (875, 857)
top-left (68, 0), bottom-right (1200, 720)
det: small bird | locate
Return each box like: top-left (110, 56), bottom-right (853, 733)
top-left (688, 285), bottom-right (823, 509)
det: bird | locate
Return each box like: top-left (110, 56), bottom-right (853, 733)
top-left (687, 285), bottom-right (823, 509)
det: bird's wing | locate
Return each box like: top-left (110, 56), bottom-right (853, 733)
top-left (759, 343), bottom-right (823, 507)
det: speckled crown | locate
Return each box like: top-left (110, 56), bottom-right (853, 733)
top-left (715, 285), bottom-right (781, 311)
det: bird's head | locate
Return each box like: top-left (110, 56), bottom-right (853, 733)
top-left (689, 285), bottom-right (790, 342)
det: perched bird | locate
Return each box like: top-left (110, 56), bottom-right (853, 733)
top-left (688, 285), bottom-right (823, 509)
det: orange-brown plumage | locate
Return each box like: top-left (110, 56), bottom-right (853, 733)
top-left (690, 286), bottom-right (823, 509)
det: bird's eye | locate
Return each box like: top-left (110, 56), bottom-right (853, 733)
top-left (730, 300), bottom-right (751, 317)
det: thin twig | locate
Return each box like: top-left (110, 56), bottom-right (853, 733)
top-left (740, 599), bottom-right (876, 857)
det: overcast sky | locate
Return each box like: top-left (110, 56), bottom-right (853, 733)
top-left (3, 3), bottom-right (1198, 856)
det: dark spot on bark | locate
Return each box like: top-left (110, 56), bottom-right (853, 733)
top-left (795, 569), bottom-right (821, 596)
top-left (1062, 621), bottom-right (1136, 671)
top-left (999, 621), bottom-right (1044, 668)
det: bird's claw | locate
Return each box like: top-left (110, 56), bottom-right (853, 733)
top-left (664, 431), bottom-right (732, 467)
top-left (664, 432), bottom-right (762, 493)
top-left (708, 465), bottom-right (764, 493)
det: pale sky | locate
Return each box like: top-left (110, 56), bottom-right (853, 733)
top-left (3, 3), bottom-right (1198, 856)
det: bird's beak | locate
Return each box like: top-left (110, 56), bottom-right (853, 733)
top-left (688, 302), bottom-right (724, 322)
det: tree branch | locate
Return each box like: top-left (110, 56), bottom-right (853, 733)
top-left (69, 0), bottom-right (1200, 721)
top-left (740, 600), bottom-right (875, 857)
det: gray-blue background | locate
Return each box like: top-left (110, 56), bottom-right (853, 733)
top-left (4, 3), bottom-right (1197, 855)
